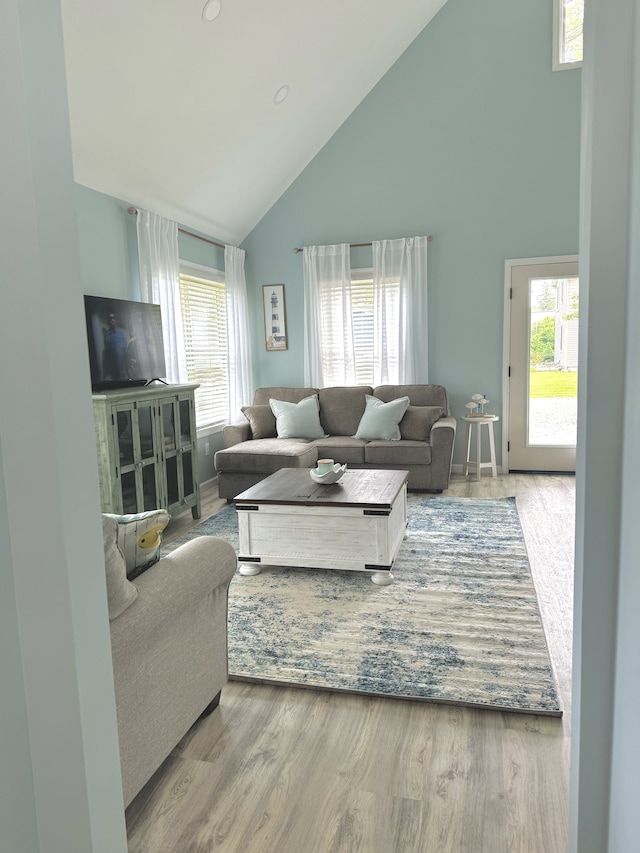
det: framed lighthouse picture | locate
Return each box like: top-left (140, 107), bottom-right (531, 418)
top-left (262, 284), bottom-right (288, 351)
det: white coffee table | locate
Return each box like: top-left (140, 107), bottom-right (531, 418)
top-left (234, 468), bottom-right (409, 585)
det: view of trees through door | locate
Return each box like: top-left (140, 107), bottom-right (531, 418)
top-left (528, 276), bottom-right (579, 446)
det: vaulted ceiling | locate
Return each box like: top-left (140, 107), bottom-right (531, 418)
top-left (61, 0), bottom-right (448, 245)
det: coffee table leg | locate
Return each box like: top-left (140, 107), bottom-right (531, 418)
top-left (371, 571), bottom-right (394, 586)
top-left (238, 563), bottom-right (262, 576)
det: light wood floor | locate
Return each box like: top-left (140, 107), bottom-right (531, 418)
top-left (126, 473), bottom-right (575, 853)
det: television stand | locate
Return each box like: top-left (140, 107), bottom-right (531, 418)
top-left (145, 377), bottom-right (169, 386)
top-left (92, 383), bottom-right (201, 519)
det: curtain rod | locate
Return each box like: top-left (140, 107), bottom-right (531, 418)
top-left (127, 206), bottom-right (238, 254)
top-left (292, 236), bottom-right (433, 254)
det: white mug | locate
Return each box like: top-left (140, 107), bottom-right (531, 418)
top-left (316, 458), bottom-right (335, 475)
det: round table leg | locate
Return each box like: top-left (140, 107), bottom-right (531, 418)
top-left (371, 571), bottom-right (394, 586)
top-left (238, 564), bottom-right (262, 576)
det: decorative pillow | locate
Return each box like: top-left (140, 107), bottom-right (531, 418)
top-left (354, 395), bottom-right (410, 441)
top-left (399, 405), bottom-right (443, 441)
top-left (269, 395), bottom-right (327, 439)
top-left (103, 509), bottom-right (170, 579)
top-left (241, 404), bottom-right (277, 439)
top-left (102, 515), bottom-right (138, 620)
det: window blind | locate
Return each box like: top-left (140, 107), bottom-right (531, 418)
top-left (317, 273), bottom-right (400, 386)
top-left (350, 276), bottom-right (375, 386)
top-left (179, 270), bottom-right (228, 429)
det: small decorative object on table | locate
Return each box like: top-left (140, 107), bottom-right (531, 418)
top-left (465, 393), bottom-right (490, 418)
top-left (310, 459), bottom-right (347, 484)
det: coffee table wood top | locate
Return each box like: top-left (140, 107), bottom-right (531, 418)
top-left (234, 468), bottom-right (409, 510)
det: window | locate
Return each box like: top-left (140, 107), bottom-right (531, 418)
top-left (351, 270), bottom-right (402, 385)
top-left (350, 272), bottom-right (375, 385)
top-left (303, 237), bottom-right (428, 387)
top-left (315, 269), bottom-right (376, 385)
top-left (317, 269), bottom-right (402, 386)
top-left (553, 0), bottom-right (584, 70)
top-left (179, 263), bottom-right (228, 430)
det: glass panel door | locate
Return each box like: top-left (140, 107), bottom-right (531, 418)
top-left (508, 259), bottom-right (579, 472)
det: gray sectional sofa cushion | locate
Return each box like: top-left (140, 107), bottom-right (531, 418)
top-left (215, 384), bottom-right (456, 499)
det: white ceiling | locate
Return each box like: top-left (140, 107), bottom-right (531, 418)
top-left (61, 0), bottom-right (448, 245)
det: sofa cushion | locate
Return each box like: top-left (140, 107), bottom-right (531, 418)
top-left (310, 436), bottom-right (367, 464)
top-left (269, 395), bottom-right (327, 439)
top-left (253, 387), bottom-right (319, 406)
top-left (215, 438), bottom-right (318, 474)
top-left (365, 440), bottom-right (432, 466)
top-left (241, 404), bottom-right (277, 439)
top-left (354, 395), bottom-right (410, 441)
top-left (318, 386), bottom-right (373, 436)
top-left (399, 405), bottom-right (443, 441)
top-left (103, 509), bottom-right (170, 579)
top-left (102, 515), bottom-right (138, 620)
top-left (374, 384), bottom-right (450, 414)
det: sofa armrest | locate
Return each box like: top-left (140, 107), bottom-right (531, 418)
top-left (430, 415), bottom-right (457, 441)
top-left (223, 421), bottom-right (251, 447)
top-left (430, 416), bottom-right (457, 458)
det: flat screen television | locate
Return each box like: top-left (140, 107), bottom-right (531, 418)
top-left (84, 295), bottom-right (167, 391)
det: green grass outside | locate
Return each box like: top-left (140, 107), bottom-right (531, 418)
top-left (529, 369), bottom-right (578, 398)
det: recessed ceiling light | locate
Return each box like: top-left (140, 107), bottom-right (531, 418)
top-left (202, 0), bottom-right (222, 22)
top-left (274, 85), bottom-right (290, 105)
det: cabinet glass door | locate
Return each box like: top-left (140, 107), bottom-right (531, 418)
top-left (162, 402), bottom-right (177, 452)
top-left (114, 402), bottom-right (159, 513)
top-left (117, 410), bottom-right (134, 467)
top-left (177, 397), bottom-right (197, 505)
top-left (180, 399), bottom-right (192, 444)
top-left (160, 394), bottom-right (198, 513)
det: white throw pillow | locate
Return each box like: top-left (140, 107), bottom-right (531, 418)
top-left (354, 394), bottom-right (410, 441)
top-left (269, 395), bottom-right (327, 439)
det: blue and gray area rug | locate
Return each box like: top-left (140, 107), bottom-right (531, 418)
top-left (167, 496), bottom-right (561, 716)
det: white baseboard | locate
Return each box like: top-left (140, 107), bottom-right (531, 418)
top-left (451, 463), bottom-right (505, 476)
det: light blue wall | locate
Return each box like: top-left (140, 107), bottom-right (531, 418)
top-left (74, 185), bottom-right (226, 299)
top-left (242, 0), bottom-right (581, 465)
top-left (75, 184), bottom-right (137, 299)
top-left (73, 185), bottom-right (227, 479)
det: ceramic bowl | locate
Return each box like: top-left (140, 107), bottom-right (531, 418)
top-left (309, 463), bottom-right (347, 484)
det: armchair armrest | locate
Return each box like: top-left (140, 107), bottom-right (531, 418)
top-left (110, 536), bottom-right (236, 651)
top-left (223, 421), bottom-right (251, 447)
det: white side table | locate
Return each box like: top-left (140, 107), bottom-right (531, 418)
top-left (462, 415), bottom-right (499, 480)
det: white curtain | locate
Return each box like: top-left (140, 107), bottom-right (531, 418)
top-left (303, 244), bottom-right (354, 386)
top-left (372, 236), bottom-right (429, 383)
top-left (136, 209), bottom-right (187, 383)
top-left (224, 244), bottom-right (253, 421)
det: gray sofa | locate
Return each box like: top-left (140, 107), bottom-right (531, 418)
top-left (215, 384), bottom-right (456, 499)
top-left (104, 516), bottom-right (237, 808)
